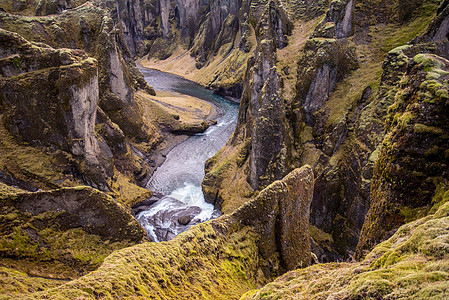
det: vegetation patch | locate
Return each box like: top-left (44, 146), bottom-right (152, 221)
top-left (0, 187), bottom-right (145, 281)
top-left (243, 187), bottom-right (449, 299)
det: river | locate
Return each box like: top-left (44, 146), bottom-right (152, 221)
top-left (136, 68), bottom-right (239, 242)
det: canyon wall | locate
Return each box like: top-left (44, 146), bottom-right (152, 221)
top-left (0, 0), bottom-right (449, 298)
top-left (8, 166), bottom-right (314, 299)
top-left (203, 0), bottom-right (448, 261)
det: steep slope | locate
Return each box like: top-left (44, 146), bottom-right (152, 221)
top-left (203, 0), bottom-right (446, 260)
top-left (243, 185), bottom-right (449, 299)
top-left (0, 0), bottom-right (448, 298)
top-left (0, 186), bottom-right (145, 280)
top-left (356, 49), bottom-right (449, 258)
top-left (0, 0), bottom-right (218, 286)
top-left (0, 5), bottom-right (158, 195)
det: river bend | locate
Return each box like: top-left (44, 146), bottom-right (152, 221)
top-left (136, 68), bottom-right (238, 242)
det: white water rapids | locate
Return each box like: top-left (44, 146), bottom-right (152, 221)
top-left (136, 68), bottom-right (238, 242)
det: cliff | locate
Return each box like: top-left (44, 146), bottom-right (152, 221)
top-left (0, 186), bottom-right (145, 279)
top-left (243, 185), bottom-right (449, 299)
top-left (0, 0), bottom-right (216, 285)
top-left (0, 4), bottom-right (160, 195)
top-left (203, 0), bottom-right (448, 261)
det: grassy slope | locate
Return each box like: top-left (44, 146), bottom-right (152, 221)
top-left (22, 222), bottom-right (262, 299)
top-left (139, 25), bottom-right (257, 88)
top-left (322, 2), bottom-right (438, 131)
top-left (242, 186), bottom-right (449, 299)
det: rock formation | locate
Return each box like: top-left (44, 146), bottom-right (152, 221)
top-left (203, 0), bottom-right (449, 262)
top-left (0, 29), bottom-right (113, 189)
top-left (0, 186), bottom-right (145, 279)
top-left (243, 186), bottom-right (449, 299)
top-left (202, 0), bottom-right (295, 213)
top-left (2, 165), bottom-right (313, 299)
top-left (356, 48), bottom-right (449, 258)
top-left (0, 5), bottom-right (154, 190)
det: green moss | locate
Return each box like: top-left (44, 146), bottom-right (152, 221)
top-left (30, 222), bottom-right (263, 299)
top-left (414, 53), bottom-right (446, 69)
top-left (0, 266), bottom-right (63, 299)
top-left (381, 3), bottom-right (439, 53)
top-left (428, 183), bottom-right (449, 214)
top-left (244, 186), bottom-right (449, 299)
top-left (400, 206), bottom-right (430, 223)
top-left (0, 187), bottom-right (143, 285)
top-left (309, 225), bottom-right (333, 244)
top-left (397, 111), bottom-right (415, 128)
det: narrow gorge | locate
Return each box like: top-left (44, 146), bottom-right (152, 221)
top-left (135, 68), bottom-right (238, 242)
top-left (0, 0), bottom-right (448, 299)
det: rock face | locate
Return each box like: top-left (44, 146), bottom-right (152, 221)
top-left (356, 51), bottom-right (449, 258)
top-left (0, 4), bottom-right (158, 192)
top-left (110, 0), bottom-right (242, 62)
top-left (4, 187), bottom-right (145, 241)
top-left (243, 187), bottom-right (449, 299)
top-left (231, 166), bottom-right (314, 271)
top-left (203, 0), bottom-right (448, 261)
top-left (0, 29), bottom-right (113, 188)
top-left (296, 37), bottom-right (358, 126)
top-left (202, 0), bottom-right (294, 212)
top-left (243, 2), bottom-right (292, 191)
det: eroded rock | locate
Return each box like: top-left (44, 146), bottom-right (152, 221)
top-left (0, 29), bottom-right (113, 188)
top-left (356, 52), bottom-right (449, 258)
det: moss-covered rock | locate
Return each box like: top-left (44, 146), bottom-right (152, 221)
top-left (203, 0), bottom-right (445, 262)
top-left (356, 51), bottom-right (449, 258)
top-left (0, 28), bottom-right (114, 189)
top-left (0, 186), bottom-right (145, 280)
top-left (202, 0), bottom-right (296, 212)
top-left (0, 4), bottom-right (161, 194)
top-left (242, 186), bottom-right (449, 299)
top-left (35, 0), bottom-right (88, 16)
top-left (295, 37), bottom-right (358, 126)
top-left (3, 166), bottom-right (314, 299)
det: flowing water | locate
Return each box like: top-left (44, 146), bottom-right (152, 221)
top-left (136, 68), bottom-right (239, 242)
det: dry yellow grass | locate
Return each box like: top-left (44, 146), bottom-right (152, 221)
top-left (139, 25), bottom-right (256, 87)
top-left (277, 18), bottom-right (322, 101)
top-left (136, 90), bottom-right (217, 134)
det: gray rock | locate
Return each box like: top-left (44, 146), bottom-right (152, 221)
top-left (136, 197), bottom-right (202, 242)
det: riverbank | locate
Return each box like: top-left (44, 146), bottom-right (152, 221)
top-left (135, 67), bottom-right (239, 242)
top-left (137, 47), bottom-right (251, 101)
top-left (136, 88), bottom-right (220, 172)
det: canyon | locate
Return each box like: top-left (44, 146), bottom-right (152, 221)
top-left (0, 0), bottom-right (448, 298)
